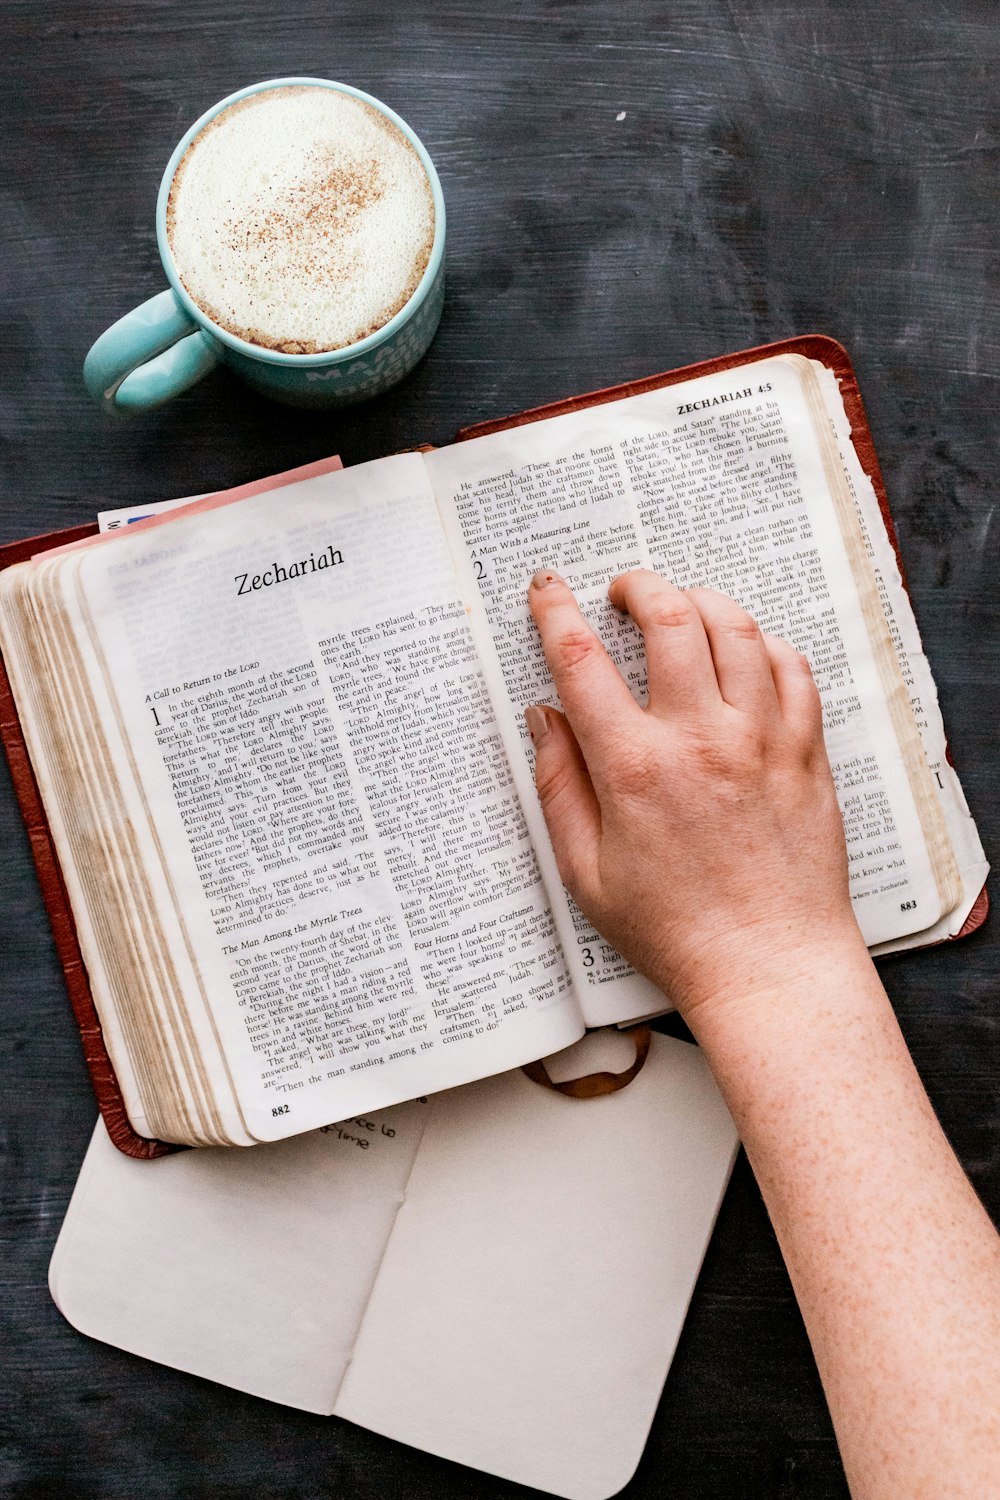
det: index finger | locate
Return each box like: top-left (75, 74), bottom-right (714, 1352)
top-left (528, 568), bottom-right (641, 761)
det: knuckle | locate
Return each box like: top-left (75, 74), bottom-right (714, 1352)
top-left (646, 596), bottom-right (696, 631)
top-left (687, 737), bottom-right (734, 783)
top-left (722, 614), bottom-right (762, 643)
top-left (534, 756), bottom-right (577, 810)
top-left (691, 716), bottom-right (766, 776)
top-left (738, 722), bottom-right (770, 763)
top-left (554, 625), bottom-right (601, 675)
top-left (612, 740), bottom-right (663, 798)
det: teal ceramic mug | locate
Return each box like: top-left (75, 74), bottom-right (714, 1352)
top-left (84, 78), bottom-right (446, 412)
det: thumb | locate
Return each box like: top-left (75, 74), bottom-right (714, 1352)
top-left (525, 704), bottom-right (601, 901)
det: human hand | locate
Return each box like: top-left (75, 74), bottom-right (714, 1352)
top-left (525, 568), bottom-right (866, 1027)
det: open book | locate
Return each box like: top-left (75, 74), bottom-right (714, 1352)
top-left (0, 338), bottom-right (987, 1149)
top-left (50, 1030), bottom-right (739, 1500)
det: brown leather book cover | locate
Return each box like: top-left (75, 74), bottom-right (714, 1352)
top-left (0, 338), bottom-right (987, 1160)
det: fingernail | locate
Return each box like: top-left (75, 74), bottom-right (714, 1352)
top-left (530, 568), bottom-right (562, 590)
top-left (524, 705), bottom-right (551, 745)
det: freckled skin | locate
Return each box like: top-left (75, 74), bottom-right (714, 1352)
top-left (527, 567), bottom-right (1000, 1500)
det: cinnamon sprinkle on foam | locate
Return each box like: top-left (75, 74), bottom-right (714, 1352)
top-left (166, 87), bottom-right (434, 354)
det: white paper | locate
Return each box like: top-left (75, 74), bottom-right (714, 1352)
top-left (335, 1035), bottom-right (738, 1499)
top-left (50, 1034), bottom-right (737, 1499)
top-left (50, 1098), bottom-right (431, 1414)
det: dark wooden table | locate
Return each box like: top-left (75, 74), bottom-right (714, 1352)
top-left (2, 3), bottom-right (997, 1496)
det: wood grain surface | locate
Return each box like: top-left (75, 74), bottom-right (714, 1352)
top-left (1, 3), bottom-right (997, 1497)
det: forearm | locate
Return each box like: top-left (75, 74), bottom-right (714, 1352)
top-left (688, 934), bottom-right (1000, 1500)
top-left (523, 567), bottom-right (999, 1493)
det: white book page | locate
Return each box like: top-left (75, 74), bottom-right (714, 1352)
top-left (0, 561), bottom-right (155, 1137)
top-left (49, 1099), bottom-right (431, 1415)
top-left (335, 1032), bottom-right (738, 1500)
top-left (814, 364), bottom-right (988, 950)
top-left (426, 433), bottom-right (665, 1028)
top-left (427, 355), bottom-right (947, 1024)
top-left (74, 453), bottom-right (582, 1140)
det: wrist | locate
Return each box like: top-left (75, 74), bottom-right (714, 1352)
top-left (671, 915), bottom-right (878, 1057)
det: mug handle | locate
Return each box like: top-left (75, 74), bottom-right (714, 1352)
top-left (84, 289), bottom-right (220, 413)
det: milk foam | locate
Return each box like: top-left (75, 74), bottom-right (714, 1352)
top-left (166, 87), bottom-right (435, 354)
